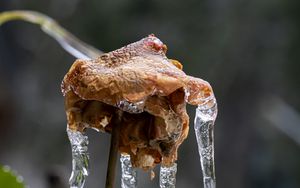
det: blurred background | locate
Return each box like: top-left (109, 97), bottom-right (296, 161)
top-left (1, 0), bottom-right (300, 188)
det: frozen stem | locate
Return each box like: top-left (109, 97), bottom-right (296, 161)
top-left (105, 110), bottom-right (123, 188)
top-left (0, 10), bottom-right (102, 59)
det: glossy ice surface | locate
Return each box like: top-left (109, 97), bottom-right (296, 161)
top-left (159, 163), bottom-right (177, 188)
top-left (120, 154), bottom-right (138, 188)
top-left (67, 129), bottom-right (90, 188)
top-left (194, 97), bottom-right (218, 188)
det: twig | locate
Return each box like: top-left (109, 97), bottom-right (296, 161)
top-left (105, 110), bottom-right (123, 188)
top-left (0, 10), bottom-right (103, 59)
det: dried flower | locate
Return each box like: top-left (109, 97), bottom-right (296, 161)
top-left (62, 34), bottom-right (214, 169)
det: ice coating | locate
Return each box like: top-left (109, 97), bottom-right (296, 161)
top-left (159, 163), bottom-right (177, 188)
top-left (194, 97), bottom-right (217, 188)
top-left (117, 100), bottom-right (145, 114)
top-left (67, 128), bottom-right (89, 188)
top-left (120, 154), bottom-right (138, 188)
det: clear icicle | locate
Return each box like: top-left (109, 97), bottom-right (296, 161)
top-left (159, 163), bottom-right (177, 188)
top-left (67, 128), bottom-right (90, 188)
top-left (120, 154), bottom-right (138, 188)
top-left (194, 97), bottom-right (217, 188)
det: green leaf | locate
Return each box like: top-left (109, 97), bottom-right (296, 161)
top-left (0, 166), bottom-right (25, 188)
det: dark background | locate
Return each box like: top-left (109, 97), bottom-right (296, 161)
top-left (1, 0), bottom-right (300, 188)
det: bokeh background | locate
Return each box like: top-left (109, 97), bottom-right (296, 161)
top-left (1, 0), bottom-right (300, 188)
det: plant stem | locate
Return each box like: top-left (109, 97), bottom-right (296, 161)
top-left (0, 10), bottom-right (103, 59)
top-left (105, 110), bottom-right (123, 188)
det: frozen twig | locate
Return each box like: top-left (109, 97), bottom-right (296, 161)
top-left (105, 110), bottom-right (123, 188)
top-left (0, 10), bottom-right (103, 59)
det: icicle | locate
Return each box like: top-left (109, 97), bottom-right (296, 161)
top-left (67, 128), bottom-right (90, 188)
top-left (194, 97), bottom-right (217, 188)
top-left (120, 154), bottom-right (137, 188)
top-left (159, 163), bottom-right (177, 188)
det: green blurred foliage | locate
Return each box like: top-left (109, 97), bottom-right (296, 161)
top-left (0, 166), bottom-right (25, 188)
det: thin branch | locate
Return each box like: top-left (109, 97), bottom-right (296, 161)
top-left (0, 10), bottom-right (103, 59)
top-left (105, 110), bottom-right (123, 188)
